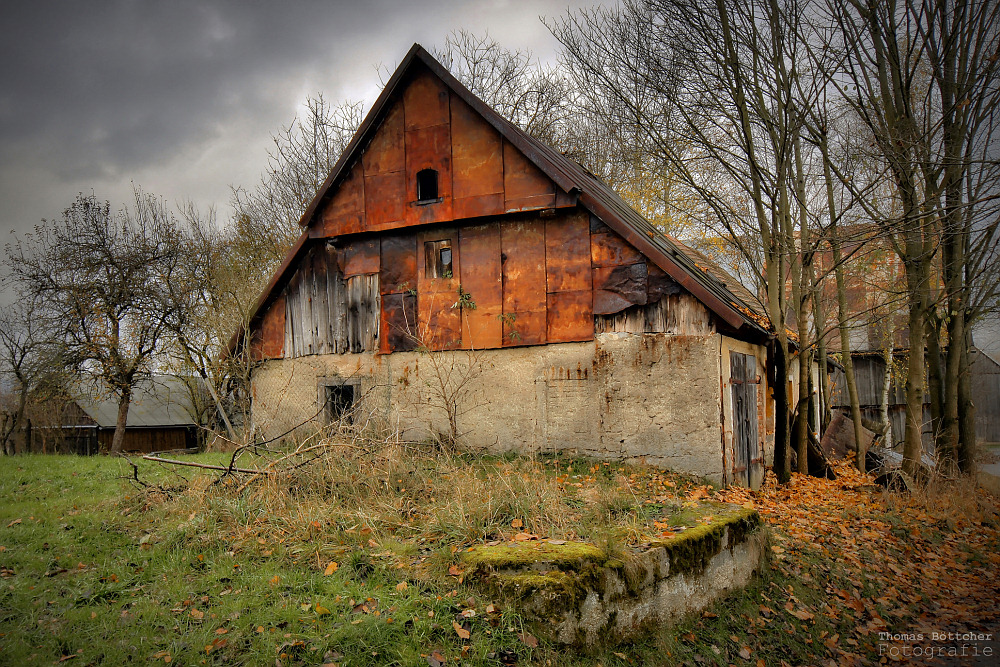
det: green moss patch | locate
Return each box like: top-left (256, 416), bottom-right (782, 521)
top-left (462, 540), bottom-right (607, 572)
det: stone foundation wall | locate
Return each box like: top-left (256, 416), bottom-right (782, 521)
top-left (251, 332), bottom-right (726, 482)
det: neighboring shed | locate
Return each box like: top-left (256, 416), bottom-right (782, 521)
top-left (233, 45), bottom-right (778, 488)
top-left (830, 347), bottom-right (1000, 452)
top-left (20, 376), bottom-right (200, 454)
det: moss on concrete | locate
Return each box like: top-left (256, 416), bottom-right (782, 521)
top-left (462, 541), bottom-right (606, 572)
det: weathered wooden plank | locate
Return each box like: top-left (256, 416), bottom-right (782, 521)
top-left (459, 222), bottom-right (502, 349)
top-left (593, 263), bottom-right (648, 315)
top-left (546, 290), bottom-right (594, 343)
top-left (403, 67), bottom-right (450, 131)
top-left (363, 102), bottom-right (405, 176)
top-left (380, 233), bottom-right (418, 294)
top-left (320, 162), bottom-right (366, 237)
top-left (311, 248), bottom-right (330, 354)
top-left (405, 124), bottom-right (453, 226)
top-left (451, 93), bottom-right (503, 200)
top-left (363, 171), bottom-right (406, 229)
top-left (503, 139), bottom-right (555, 211)
top-left (545, 212), bottom-right (592, 294)
top-left (345, 275), bottom-right (380, 353)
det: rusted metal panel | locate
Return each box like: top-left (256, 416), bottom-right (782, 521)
top-left (545, 212), bottom-right (592, 294)
top-left (418, 290), bottom-right (462, 350)
top-left (363, 102), bottom-right (405, 176)
top-left (501, 219), bottom-right (546, 312)
top-left (403, 67), bottom-right (450, 131)
top-left (257, 294), bottom-right (285, 359)
top-left (381, 292), bottom-right (418, 352)
top-left (503, 139), bottom-right (555, 211)
top-left (502, 310), bottom-right (546, 346)
top-left (591, 230), bottom-right (642, 268)
top-left (363, 171), bottom-right (406, 230)
top-left (405, 124), bottom-right (453, 226)
top-left (593, 263), bottom-right (648, 315)
top-left (451, 93), bottom-right (503, 200)
top-left (416, 228), bottom-right (461, 350)
top-left (380, 233), bottom-right (417, 294)
top-left (555, 188), bottom-right (578, 209)
top-left (500, 218), bottom-right (547, 346)
top-left (453, 193), bottom-right (504, 220)
top-left (320, 162), bottom-right (365, 236)
top-left (646, 264), bottom-right (683, 303)
top-left (546, 290), bottom-right (594, 343)
top-left (459, 223), bottom-right (503, 349)
top-left (339, 237), bottom-right (380, 277)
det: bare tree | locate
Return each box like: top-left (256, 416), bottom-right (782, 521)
top-left (231, 95), bottom-right (364, 269)
top-left (0, 292), bottom-right (65, 455)
top-left (6, 190), bottom-right (182, 454)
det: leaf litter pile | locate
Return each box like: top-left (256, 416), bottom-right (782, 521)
top-left (1, 449), bottom-right (998, 666)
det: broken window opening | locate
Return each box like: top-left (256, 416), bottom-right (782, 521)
top-left (416, 169), bottom-right (438, 202)
top-left (424, 239), bottom-right (453, 279)
top-left (326, 383), bottom-right (356, 424)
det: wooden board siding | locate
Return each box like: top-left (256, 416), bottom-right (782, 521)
top-left (273, 244), bottom-right (380, 357)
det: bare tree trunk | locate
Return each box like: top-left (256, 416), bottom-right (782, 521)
top-left (109, 386), bottom-right (132, 454)
top-left (818, 131), bottom-right (866, 470)
top-left (881, 346), bottom-right (894, 448)
top-left (957, 327), bottom-right (976, 472)
top-left (925, 313), bottom-right (948, 460)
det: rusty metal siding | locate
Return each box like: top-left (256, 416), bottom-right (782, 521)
top-left (503, 139), bottom-right (556, 212)
top-left (321, 162), bottom-right (365, 236)
top-left (404, 123), bottom-right (453, 226)
top-left (500, 218), bottom-right (547, 346)
top-left (459, 223), bottom-right (503, 349)
top-left (379, 233), bottom-right (418, 295)
top-left (451, 94), bottom-right (504, 219)
top-left (416, 228), bottom-right (462, 350)
top-left (381, 292), bottom-right (419, 352)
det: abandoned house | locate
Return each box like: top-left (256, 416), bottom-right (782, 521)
top-left (234, 44), bottom-right (778, 488)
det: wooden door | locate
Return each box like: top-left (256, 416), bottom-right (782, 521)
top-left (730, 351), bottom-right (763, 488)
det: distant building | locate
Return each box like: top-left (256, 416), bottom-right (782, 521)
top-left (17, 375), bottom-right (201, 454)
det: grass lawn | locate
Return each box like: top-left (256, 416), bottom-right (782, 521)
top-left (1, 449), bottom-right (998, 666)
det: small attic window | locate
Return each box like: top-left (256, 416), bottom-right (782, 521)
top-left (424, 239), bottom-right (452, 278)
top-left (416, 169), bottom-right (438, 202)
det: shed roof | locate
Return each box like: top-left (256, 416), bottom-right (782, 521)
top-left (73, 375), bottom-right (199, 429)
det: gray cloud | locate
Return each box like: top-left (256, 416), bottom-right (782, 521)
top-left (0, 0), bottom-right (603, 298)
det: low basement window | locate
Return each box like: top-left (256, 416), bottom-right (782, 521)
top-left (319, 379), bottom-right (360, 425)
top-left (424, 239), bottom-right (453, 278)
top-left (416, 169), bottom-right (439, 202)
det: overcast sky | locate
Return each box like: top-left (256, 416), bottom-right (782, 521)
top-left (0, 0), bottom-right (607, 291)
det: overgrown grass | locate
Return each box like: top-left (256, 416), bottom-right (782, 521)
top-left (3, 450), bottom-right (995, 666)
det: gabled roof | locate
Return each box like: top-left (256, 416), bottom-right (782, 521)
top-left (73, 375), bottom-right (199, 428)
top-left (232, 44), bottom-right (771, 354)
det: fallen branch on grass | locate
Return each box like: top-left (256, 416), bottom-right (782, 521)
top-left (141, 454), bottom-right (268, 475)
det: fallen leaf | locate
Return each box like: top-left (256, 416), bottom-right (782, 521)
top-left (6, 519), bottom-right (21, 528)
top-left (315, 604), bottom-right (331, 616)
top-left (214, 628), bottom-right (228, 635)
top-left (452, 620), bottom-right (471, 639)
top-left (323, 561), bottom-right (338, 575)
top-left (511, 519), bottom-right (523, 528)
top-left (395, 581), bottom-right (408, 591)
top-left (190, 609), bottom-right (204, 620)
top-left (739, 646), bottom-right (752, 659)
top-left (447, 565), bottom-right (464, 577)
top-left (269, 575), bottom-right (280, 586)
top-left (518, 631), bottom-right (538, 648)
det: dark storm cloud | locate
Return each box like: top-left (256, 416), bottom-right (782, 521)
top-left (0, 0), bottom-right (599, 287)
